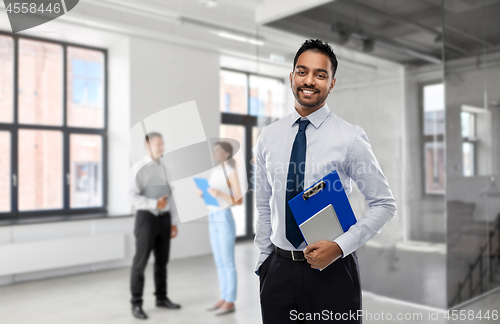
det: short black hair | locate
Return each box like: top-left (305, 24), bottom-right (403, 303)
top-left (293, 39), bottom-right (338, 78)
top-left (145, 132), bottom-right (162, 143)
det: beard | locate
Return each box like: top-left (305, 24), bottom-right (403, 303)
top-left (292, 86), bottom-right (328, 108)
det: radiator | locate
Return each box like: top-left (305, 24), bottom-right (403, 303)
top-left (0, 233), bottom-right (126, 276)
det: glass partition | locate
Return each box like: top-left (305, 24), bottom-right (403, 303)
top-left (443, 0), bottom-right (500, 307)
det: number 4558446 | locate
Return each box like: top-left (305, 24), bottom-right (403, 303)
top-left (6, 2), bottom-right (62, 14)
top-left (444, 310), bottom-right (498, 321)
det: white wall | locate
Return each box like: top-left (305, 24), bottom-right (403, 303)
top-left (108, 37), bottom-right (131, 215)
top-left (0, 218), bottom-right (136, 285)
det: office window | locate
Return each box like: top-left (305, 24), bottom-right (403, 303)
top-left (71, 60), bottom-right (101, 104)
top-left (423, 83), bottom-right (445, 194)
top-left (220, 69), bottom-right (285, 118)
top-left (0, 33), bottom-right (107, 219)
top-left (249, 75), bottom-right (286, 118)
top-left (18, 130), bottom-right (63, 211)
top-left (461, 111), bottom-right (474, 138)
top-left (70, 134), bottom-right (103, 208)
top-left (220, 70), bottom-right (248, 115)
top-left (424, 142), bottom-right (445, 194)
top-left (0, 35), bottom-right (13, 123)
top-left (18, 39), bottom-right (63, 126)
top-left (461, 111), bottom-right (476, 177)
top-left (0, 132), bottom-right (10, 212)
top-left (67, 47), bottom-right (105, 128)
top-left (224, 93), bottom-right (230, 112)
top-left (423, 84), bottom-right (445, 136)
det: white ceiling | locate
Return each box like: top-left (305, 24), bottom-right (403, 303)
top-left (263, 0), bottom-right (500, 66)
top-left (0, 0), bottom-right (403, 80)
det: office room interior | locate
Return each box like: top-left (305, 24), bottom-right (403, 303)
top-left (0, 0), bottom-right (500, 323)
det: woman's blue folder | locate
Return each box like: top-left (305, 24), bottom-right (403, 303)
top-left (288, 170), bottom-right (357, 235)
top-left (194, 177), bottom-right (219, 206)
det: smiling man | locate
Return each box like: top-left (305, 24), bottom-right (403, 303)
top-left (254, 39), bottom-right (397, 323)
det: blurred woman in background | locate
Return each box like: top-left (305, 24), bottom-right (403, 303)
top-left (199, 141), bottom-right (242, 316)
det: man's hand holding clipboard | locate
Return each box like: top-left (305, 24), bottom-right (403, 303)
top-left (303, 240), bottom-right (343, 270)
top-left (288, 170), bottom-right (358, 271)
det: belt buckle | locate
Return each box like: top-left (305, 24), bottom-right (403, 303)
top-left (291, 251), bottom-right (305, 261)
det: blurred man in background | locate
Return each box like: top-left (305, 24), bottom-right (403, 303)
top-left (129, 132), bottom-right (181, 320)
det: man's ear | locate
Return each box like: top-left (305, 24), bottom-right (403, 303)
top-left (329, 78), bottom-right (336, 93)
top-left (289, 71), bottom-right (293, 86)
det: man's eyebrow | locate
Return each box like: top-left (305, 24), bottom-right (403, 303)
top-left (296, 65), bottom-right (329, 74)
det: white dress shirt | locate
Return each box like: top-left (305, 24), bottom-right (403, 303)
top-left (129, 155), bottom-right (179, 225)
top-left (254, 103), bottom-right (396, 272)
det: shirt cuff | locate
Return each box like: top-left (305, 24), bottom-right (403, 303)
top-left (333, 231), bottom-right (358, 258)
top-left (255, 252), bottom-right (271, 275)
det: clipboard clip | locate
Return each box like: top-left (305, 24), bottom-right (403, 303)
top-left (303, 181), bottom-right (326, 200)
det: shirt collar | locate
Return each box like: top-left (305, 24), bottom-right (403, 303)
top-left (290, 102), bottom-right (331, 128)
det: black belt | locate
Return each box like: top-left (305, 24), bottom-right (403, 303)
top-left (274, 245), bottom-right (306, 261)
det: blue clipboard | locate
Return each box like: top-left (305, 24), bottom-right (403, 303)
top-left (288, 170), bottom-right (356, 234)
top-left (194, 178), bottom-right (219, 206)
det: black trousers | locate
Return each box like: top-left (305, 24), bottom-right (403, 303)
top-left (259, 250), bottom-right (362, 323)
top-left (130, 210), bottom-right (172, 305)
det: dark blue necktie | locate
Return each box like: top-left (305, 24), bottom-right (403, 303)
top-left (285, 118), bottom-right (310, 248)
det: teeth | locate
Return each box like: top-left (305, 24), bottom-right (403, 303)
top-left (302, 90), bottom-right (315, 94)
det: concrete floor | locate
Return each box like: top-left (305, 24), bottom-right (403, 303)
top-left (0, 241), bottom-right (499, 324)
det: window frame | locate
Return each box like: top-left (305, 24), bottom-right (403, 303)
top-left (0, 31), bottom-right (108, 220)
